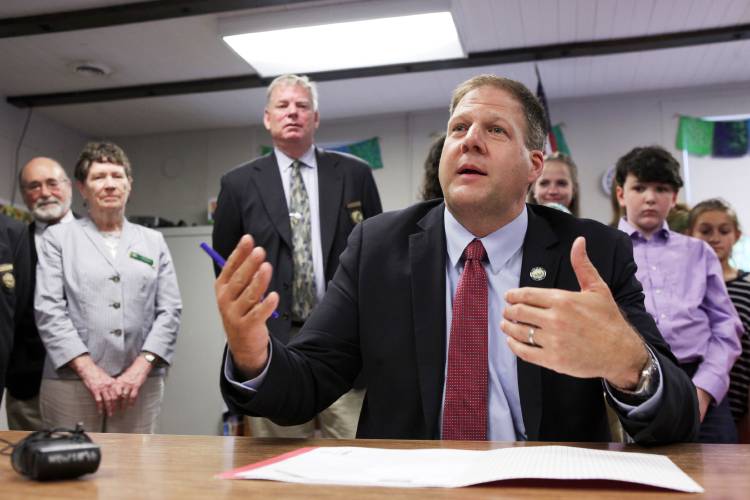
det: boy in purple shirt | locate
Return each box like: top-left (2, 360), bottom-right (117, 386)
top-left (615, 145), bottom-right (742, 442)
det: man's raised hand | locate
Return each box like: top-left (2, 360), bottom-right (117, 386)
top-left (214, 234), bottom-right (279, 377)
top-left (502, 237), bottom-right (648, 389)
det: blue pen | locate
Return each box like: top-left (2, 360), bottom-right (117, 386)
top-left (200, 242), bottom-right (226, 268)
top-left (200, 242), bottom-right (279, 319)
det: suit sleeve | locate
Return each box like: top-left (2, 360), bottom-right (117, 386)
top-left (141, 232), bottom-right (182, 364)
top-left (34, 229), bottom-right (89, 369)
top-left (605, 231), bottom-right (700, 444)
top-left (220, 221), bottom-right (364, 424)
top-left (211, 175), bottom-right (243, 277)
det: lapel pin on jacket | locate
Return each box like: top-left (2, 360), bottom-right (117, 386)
top-left (529, 266), bottom-right (547, 281)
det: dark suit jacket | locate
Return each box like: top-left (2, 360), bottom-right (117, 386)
top-left (8, 215), bottom-right (80, 400)
top-left (0, 215), bottom-right (33, 404)
top-left (222, 201), bottom-right (699, 444)
top-left (5, 222), bottom-right (44, 400)
top-left (212, 148), bottom-right (382, 345)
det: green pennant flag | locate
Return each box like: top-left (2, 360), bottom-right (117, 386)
top-left (676, 116), bottom-right (714, 156)
top-left (336, 137), bottom-right (383, 169)
top-left (551, 125), bottom-right (571, 156)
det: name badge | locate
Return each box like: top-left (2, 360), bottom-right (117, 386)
top-left (129, 251), bottom-right (154, 267)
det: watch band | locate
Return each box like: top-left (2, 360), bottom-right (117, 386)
top-left (609, 347), bottom-right (660, 405)
top-left (632, 348), bottom-right (658, 395)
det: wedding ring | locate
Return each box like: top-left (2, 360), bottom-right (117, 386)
top-left (527, 327), bottom-right (536, 346)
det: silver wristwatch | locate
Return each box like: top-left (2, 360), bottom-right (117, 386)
top-left (618, 347), bottom-right (659, 399)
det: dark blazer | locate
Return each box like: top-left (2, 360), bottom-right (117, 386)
top-left (212, 148), bottom-right (382, 345)
top-left (222, 201), bottom-right (699, 444)
top-left (6, 221), bottom-right (46, 400)
top-left (0, 214), bottom-right (33, 404)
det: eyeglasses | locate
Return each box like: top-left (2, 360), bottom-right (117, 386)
top-left (22, 178), bottom-right (69, 194)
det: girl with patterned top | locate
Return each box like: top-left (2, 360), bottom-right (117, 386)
top-left (690, 198), bottom-right (750, 442)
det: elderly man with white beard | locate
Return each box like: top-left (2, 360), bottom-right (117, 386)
top-left (6, 157), bottom-right (75, 430)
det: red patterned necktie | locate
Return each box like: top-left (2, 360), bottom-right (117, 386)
top-left (442, 239), bottom-right (488, 440)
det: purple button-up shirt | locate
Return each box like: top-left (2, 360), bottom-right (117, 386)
top-left (618, 218), bottom-right (742, 402)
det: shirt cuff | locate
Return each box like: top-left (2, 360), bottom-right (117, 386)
top-left (604, 346), bottom-right (664, 419)
top-left (223, 343), bottom-right (273, 393)
top-left (692, 370), bottom-right (726, 405)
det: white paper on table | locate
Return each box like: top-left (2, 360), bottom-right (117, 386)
top-left (219, 445), bottom-right (703, 493)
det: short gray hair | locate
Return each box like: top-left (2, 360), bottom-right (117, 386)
top-left (75, 141), bottom-right (132, 183)
top-left (266, 74), bottom-right (318, 111)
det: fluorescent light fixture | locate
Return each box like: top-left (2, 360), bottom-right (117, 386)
top-left (222, 11), bottom-right (464, 77)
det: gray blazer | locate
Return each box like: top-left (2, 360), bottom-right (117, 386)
top-left (35, 217), bottom-right (181, 379)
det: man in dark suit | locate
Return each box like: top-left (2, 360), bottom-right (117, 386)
top-left (1, 213), bottom-right (33, 407)
top-left (6, 157), bottom-right (74, 430)
top-left (212, 74), bottom-right (382, 438)
top-left (216, 75), bottom-right (698, 443)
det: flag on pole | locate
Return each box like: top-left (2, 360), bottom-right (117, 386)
top-left (551, 125), bottom-right (571, 156)
top-left (675, 115), bottom-right (750, 157)
top-left (675, 116), bottom-right (714, 156)
top-left (535, 64), bottom-right (557, 153)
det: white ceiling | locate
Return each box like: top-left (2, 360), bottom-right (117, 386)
top-left (1, 0), bottom-right (749, 136)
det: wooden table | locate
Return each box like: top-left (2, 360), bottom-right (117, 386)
top-left (1, 431), bottom-right (747, 499)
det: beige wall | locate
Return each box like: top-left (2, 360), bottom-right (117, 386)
top-left (0, 99), bottom-right (89, 208)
